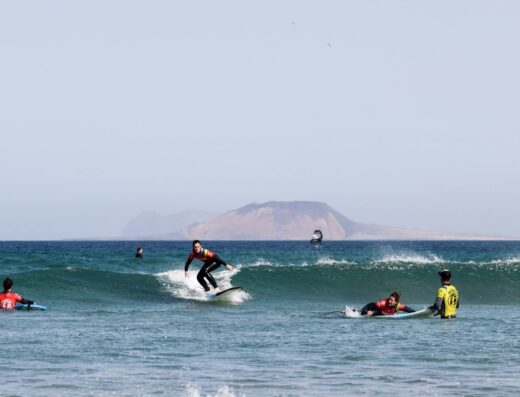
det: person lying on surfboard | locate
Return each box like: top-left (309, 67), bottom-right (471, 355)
top-left (0, 277), bottom-right (34, 310)
top-left (184, 240), bottom-right (233, 294)
top-left (358, 291), bottom-right (415, 316)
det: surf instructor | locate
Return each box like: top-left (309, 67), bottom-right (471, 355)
top-left (185, 240), bottom-right (233, 293)
top-left (429, 269), bottom-right (459, 319)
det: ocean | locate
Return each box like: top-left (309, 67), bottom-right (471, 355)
top-left (1, 241), bottom-right (520, 396)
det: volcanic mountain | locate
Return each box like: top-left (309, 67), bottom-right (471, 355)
top-left (164, 201), bottom-right (502, 240)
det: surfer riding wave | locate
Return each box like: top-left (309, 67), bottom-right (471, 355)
top-left (184, 240), bottom-right (233, 293)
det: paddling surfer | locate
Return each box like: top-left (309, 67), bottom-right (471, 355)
top-left (359, 291), bottom-right (415, 316)
top-left (0, 277), bottom-right (34, 310)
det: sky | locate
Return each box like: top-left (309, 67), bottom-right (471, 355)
top-left (1, 1), bottom-right (519, 239)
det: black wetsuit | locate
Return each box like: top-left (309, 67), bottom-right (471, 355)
top-left (185, 249), bottom-right (228, 291)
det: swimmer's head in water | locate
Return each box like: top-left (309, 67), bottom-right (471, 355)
top-left (3, 277), bottom-right (13, 292)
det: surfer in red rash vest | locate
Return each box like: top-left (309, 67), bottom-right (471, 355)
top-left (0, 277), bottom-right (34, 310)
top-left (360, 292), bottom-right (415, 316)
top-left (184, 240), bottom-right (233, 293)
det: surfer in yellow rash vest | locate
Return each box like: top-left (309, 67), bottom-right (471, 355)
top-left (429, 269), bottom-right (459, 319)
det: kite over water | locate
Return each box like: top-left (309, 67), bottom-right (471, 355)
top-left (310, 230), bottom-right (323, 247)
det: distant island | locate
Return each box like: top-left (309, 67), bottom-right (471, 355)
top-left (122, 201), bottom-right (513, 240)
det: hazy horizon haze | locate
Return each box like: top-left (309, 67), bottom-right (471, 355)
top-left (1, 1), bottom-right (519, 239)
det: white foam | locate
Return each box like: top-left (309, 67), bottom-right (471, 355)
top-left (316, 257), bottom-right (357, 266)
top-left (246, 258), bottom-right (274, 267)
top-left (65, 266), bottom-right (90, 271)
top-left (343, 305), bottom-right (362, 319)
top-left (244, 258), bottom-right (343, 268)
top-left (183, 383), bottom-right (201, 397)
top-left (240, 259), bottom-right (311, 268)
top-left (488, 257), bottom-right (520, 266)
top-left (156, 268), bottom-right (249, 304)
top-left (183, 384), bottom-right (245, 397)
top-left (372, 254), bottom-right (444, 265)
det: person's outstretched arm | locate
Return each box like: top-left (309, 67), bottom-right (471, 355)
top-left (429, 297), bottom-right (443, 313)
top-left (184, 254), bottom-right (194, 276)
top-left (213, 254), bottom-right (233, 270)
top-left (213, 254), bottom-right (226, 266)
top-left (19, 297), bottom-right (34, 305)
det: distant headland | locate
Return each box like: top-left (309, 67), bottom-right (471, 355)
top-left (121, 201), bottom-right (514, 241)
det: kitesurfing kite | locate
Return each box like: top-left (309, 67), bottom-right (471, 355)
top-left (310, 230), bottom-right (323, 247)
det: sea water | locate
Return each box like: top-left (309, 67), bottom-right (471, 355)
top-left (1, 241), bottom-right (520, 396)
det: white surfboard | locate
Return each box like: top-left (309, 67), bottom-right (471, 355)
top-left (343, 306), bottom-right (434, 319)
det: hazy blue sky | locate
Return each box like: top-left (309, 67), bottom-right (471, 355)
top-left (1, 1), bottom-right (519, 239)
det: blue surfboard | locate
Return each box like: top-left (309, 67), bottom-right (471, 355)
top-left (15, 303), bottom-right (48, 311)
top-left (375, 307), bottom-right (434, 319)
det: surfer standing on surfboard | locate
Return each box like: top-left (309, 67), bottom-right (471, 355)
top-left (184, 240), bottom-right (233, 294)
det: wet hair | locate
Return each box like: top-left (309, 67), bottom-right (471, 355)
top-left (3, 277), bottom-right (13, 292)
top-left (389, 291), bottom-right (401, 303)
top-left (192, 240), bottom-right (201, 248)
top-left (438, 269), bottom-right (452, 281)
top-left (136, 247), bottom-right (143, 252)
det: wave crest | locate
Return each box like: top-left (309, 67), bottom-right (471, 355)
top-left (372, 254), bottom-right (444, 265)
top-left (316, 257), bottom-right (357, 266)
top-left (156, 268), bottom-right (249, 304)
